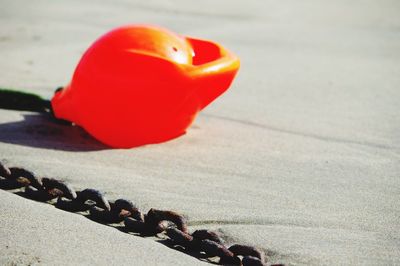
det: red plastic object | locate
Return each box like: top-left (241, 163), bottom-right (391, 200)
top-left (51, 25), bottom-right (240, 148)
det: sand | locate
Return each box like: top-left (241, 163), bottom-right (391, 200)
top-left (0, 0), bottom-right (399, 265)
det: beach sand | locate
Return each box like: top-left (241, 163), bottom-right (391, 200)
top-left (0, 0), bottom-right (399, 265)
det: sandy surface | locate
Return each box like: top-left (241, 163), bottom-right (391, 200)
top-left (0, 0), bottom-right (399, 265)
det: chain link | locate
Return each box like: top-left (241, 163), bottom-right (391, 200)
top-left (0, 160), bottom-right (285, 266)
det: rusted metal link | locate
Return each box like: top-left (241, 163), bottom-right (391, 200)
top-left (124, 217), bottom-right (147, 233)
top-left (89, 201), bottom-right (134, 223)
top-left (165, 227), bottom-right (195, 249)
top-left (124, 217), bottom-right (166, 235)
top-left (42, 177), bottom-right (77, 199)
top-left (165, 228), bottom-right (242, 265)
top-left (192, 229), bottom-right (223, 244)
top-left (0, 176), bottom-right (41, 190)
top-left (24, 186), bottom-right (63, 202)
top-left (8, 167), bottom-right (43, 189)
top-left (199, 239), bottom-right (240, 265)
top-left (14, 176), bottom-right (32, 187)
top-left (228, 244), bottom-right (265, 262)
top-left (56, 197), bottom-right (93, 212)
top-left (146, 208), bottom-right (188, 233)
top-left (242, 256), bottom-right (267, 266)
top-left (119, 209), bottom-right (133, 219)
top-left (0, 162), bottom-right (11, 177)
top-left (89, 205), bottom-right (125, 223)
top-left (114, 198), bottom-right (136, 212)
top-left (0, 163), bottom-right (43, 190)
top-left (131, 210), bottom-right (144, 222)
top-left (114, 198), bottom-right (144, 221)
top-left (76, 188), bottom-right (111, 211)
top-left (0, 177), bottom-right (25, 190)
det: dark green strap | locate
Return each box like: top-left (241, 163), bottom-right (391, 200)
top-left (0, 88), bottom-right (51, 113)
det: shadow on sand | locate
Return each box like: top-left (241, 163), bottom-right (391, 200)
top-left (0, 113), bottom-right (107, 151)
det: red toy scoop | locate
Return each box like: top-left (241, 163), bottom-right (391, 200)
top-left (51, 24), bottom-right (240, 148)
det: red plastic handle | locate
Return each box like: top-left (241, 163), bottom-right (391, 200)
top-left (185, 37), bottom-right (240, 109)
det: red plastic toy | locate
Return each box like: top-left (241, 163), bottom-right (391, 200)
top-left (51, 24), bottom-right (240, 148)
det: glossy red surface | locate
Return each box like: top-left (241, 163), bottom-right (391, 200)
top-left (51, 25), bottom-right (240, 148)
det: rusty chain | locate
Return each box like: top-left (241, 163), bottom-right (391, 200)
top-left (0, 160), bottom-right (284, 266)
